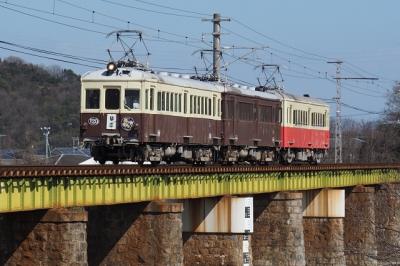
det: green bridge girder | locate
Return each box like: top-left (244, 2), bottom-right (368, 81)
top-left (0, 168), bottom-right (399, 213)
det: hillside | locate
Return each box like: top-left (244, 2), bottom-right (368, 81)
top-left (0, 57), bottom-right (81, 151)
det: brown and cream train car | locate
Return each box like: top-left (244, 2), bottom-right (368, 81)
top-left (80, 67), bottom-right (283, 164)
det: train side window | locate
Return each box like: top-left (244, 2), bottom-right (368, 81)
top-left (162, 91), bottom-right (166, 111)
top-left (166, 92), bottom-right (170, 111)
top-left (184, 93), bottom-right (188, 113)
top-left (190, 95), bottom-right (193, 113)
top-left (157, 91), bottom-right (161, 111)
top-left (193, 96), bottom-right (197, 114)
top-left (218, 99), bottom-right (221, 116)
top-left (213, 97), bottom-right (216, 116)
top-left (85, 89), bottom-right (100, 109)
top-left (201, 97), bottom-right (204, 115)
top-left (124, 89), bottom-right (140, 110)
top-left (145, 89), bottom-right (149, 109)
top-left (197, 96), bottom-right (201, 114)
top-left (208, 98), bottom-right (212, 116)
top-left (174, 93), bottom-right (178, 112)
top-left (105, 88), bottom-right (120, 110)
top-left (178, 94), bottom-right (182, 112)
top-left (170, 93), bottom-right (173, 112)
top-left (150, 87), bottom-right (154, 110)
top-left (204, 97), bottom-right (208, 115)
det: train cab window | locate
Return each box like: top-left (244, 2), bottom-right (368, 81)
top-left (124, 89), bottom-right (140, 110)
top-left (105, 88), bottom-right (120, 110)
top-left (85, 89), bottom-right (100, 109)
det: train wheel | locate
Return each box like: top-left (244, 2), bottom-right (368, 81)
top-left (112, 160), bottom-right (119, 165)
top-left (98, 158), bottom-right (106, 165)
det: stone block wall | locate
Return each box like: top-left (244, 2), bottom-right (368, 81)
top-left (303, 217), bottom-right (345, 265)
top-left (0, 207), bottom-right (88, 265)
top-left (252, 192), bottom-right (305, 266)
top-left (344, 186), bottom-right (377, 266)
top-left (183, 233), bottom-right (250, 266)
top-left (375, 183), bottom-right (400, 265)
top-left (87, 201), bottom-right (183, 266)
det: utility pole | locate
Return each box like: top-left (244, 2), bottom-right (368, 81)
top-left (327, 61), bottom-right (378, 163)
top-left (327, 61), bottom-right (343, 163)
top-left (40, 127), bottom-right (51, 160)
top-left (202, 13), bottom-right (230, 82)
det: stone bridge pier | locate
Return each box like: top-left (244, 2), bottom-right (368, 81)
top-left (182, 196), bottom-right (253, 266)
top-left (303, 189), bottom-right (346, 265)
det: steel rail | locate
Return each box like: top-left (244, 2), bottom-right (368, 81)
top-left (1, 163), bottom-right (400, 178)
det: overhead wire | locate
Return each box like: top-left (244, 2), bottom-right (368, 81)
top-left (100, 0), bottom-right (203, 19)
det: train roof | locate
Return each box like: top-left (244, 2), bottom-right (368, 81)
top-left (82, 67), bottom-right (326, 105)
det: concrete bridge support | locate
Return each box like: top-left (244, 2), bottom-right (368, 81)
top-left (0, 207), bottom-right (88, 265)
top-left (344, 185), bottom-right (377, 266)
top-left (303, 189), bottom-right (345, 266)
top-left (252, 192), bottom-right (305, 266)
top-left (182, 196), bottom-right (253, 266)
top-left (375, 183), bottom-right (400, 265)
top-left (87, 201), bottom-right (183, 266)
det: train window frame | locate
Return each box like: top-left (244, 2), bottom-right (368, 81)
top-left (124, 88), bottom-right (140, 110)
top-left (105, 88), bottom-right (120, 110)
top-left (85, 89), bottom-right (100, 110)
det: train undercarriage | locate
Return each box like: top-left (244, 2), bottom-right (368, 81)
top-left (89, 137), bottom-right (325, 165)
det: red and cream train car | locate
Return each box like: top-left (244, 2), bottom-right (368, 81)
top-left (80, 66), bottom-right (329, 164)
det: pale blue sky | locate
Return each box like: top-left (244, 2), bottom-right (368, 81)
top-left (1, 0), bottom-right (399, 119)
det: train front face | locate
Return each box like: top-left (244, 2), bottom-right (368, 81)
top-left (80, 71), bottom-right (143, 164)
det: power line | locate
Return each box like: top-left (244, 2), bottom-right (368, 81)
top-left (124, 0), bottom-right (209, 17)
top-left (100, 0), bottom-right (203, 19)
top-left (0, 46), bottom-right (100, 68)
top-left (0, 40), bottom-right (107, 64)
top-left (0, 3), bottom-right (107, 35)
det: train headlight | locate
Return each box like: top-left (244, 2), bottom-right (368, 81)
top-left (107, 62), bottom-right (117, 72)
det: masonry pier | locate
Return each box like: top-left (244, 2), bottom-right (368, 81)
top-left (87, 201), bottom-right (183, 265)
top-left (344, 185), bottom-right (377, 265)
top-left (303, 189), bottom-right (345, 265)
top-left (182, 196), bottom-right (253, 265)
top-left (0, 207), bottom-right (88, 265)
top-left (252, 192), bottom-right (305, 266)
top-left (375, 183), bottom-right (400, 264)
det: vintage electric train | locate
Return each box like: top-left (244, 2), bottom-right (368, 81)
top-left (80, 65), bottom-right (329, 165)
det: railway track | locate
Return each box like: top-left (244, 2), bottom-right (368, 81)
top-left (0, 163), bottom-right (399, 178)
